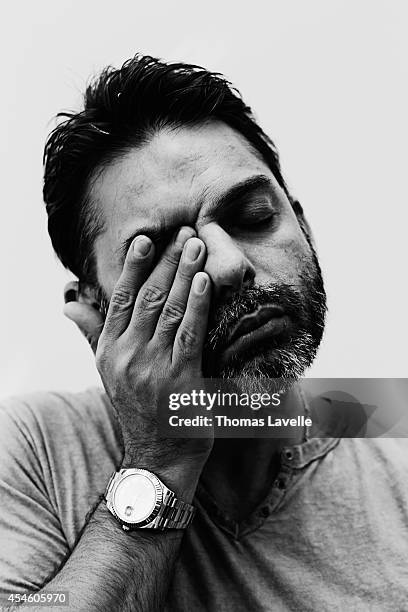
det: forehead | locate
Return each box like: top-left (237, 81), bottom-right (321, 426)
top-left (92, 121), bottom-right (274, 279)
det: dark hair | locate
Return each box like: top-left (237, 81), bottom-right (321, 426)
top-left (43, 54), bottom-right (288, 285)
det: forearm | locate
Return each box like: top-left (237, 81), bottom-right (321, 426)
top-left (39, 503), bottom-right (183, 612)
top-left (18, 464), bottom-right (201, 612)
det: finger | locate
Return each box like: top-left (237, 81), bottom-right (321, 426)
top-left (63, 302), bottom-right (104, 354)
top-left (173, 272), bottom-right (211, 365)
top-left (102, 235), bottom-right (154, 339)
top-left (155, 237), bottom-right (206, 344)
top-left (130, 226), bottom-right (195, 339)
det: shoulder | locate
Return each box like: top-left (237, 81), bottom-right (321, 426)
top-left (0, 387), bottom-right (123, 548)
top-left (0, 386), bottom-right (123, 474)
top-left (340, 437), bottom-right (408, 467)
top-left (0, 385), bottom-right (115, 427)
top-left (336, 437), bottom-right (408, 506)
top-left (0, 387), bottom-right (121, 457)
top-left (0, 386), bottom-right (123, 491)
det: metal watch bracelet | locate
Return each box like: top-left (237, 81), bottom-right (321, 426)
top-left (152, 488), bottom-right (196, 530)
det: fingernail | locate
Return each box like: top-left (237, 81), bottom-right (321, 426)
top-left (193, 273), bottom-right (208, 294)
top-left (64, 289), bottom-right (77, 303)
top-left (184, 239), bottom-right (202, 262)
top-left (133, 236), bottom-right (151, 256)
top-left (176, 227), bottom-right (195, 246)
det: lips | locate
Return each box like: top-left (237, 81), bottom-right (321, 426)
top-left (226, 305), bottom-right (286, 348)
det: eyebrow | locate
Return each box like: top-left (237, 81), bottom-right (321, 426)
top-left (116, 174), bottom-right (273, 262)
top-left (204, 174), bottom-right (272, 219)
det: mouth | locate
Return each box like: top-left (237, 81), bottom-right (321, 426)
top-left (218, 305), bottom-right (290, 362)
top-left (226, 305), bottom-right (285, 346)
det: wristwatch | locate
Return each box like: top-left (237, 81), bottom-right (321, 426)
top-left (105, 468), bottom-right (196, 531)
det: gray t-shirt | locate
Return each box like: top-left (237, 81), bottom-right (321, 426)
top-left (0, 387), bottom-right (407, 611)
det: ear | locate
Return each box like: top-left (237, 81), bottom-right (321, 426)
top-left (63, 280), bottom-right (105, 354)
top-left (290, 198), bottom-right (316, 250)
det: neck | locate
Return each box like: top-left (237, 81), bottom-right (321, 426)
top-left (200, 385), bottom-right (306, 522)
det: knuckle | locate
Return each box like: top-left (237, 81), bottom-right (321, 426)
top-left (177, 326), bottom-right (199, 353)
top-left (110, 288), bottom-right (133, 309)
top-left (161, 300), bottom-right (186, 323)
top-left (113, 353), bottom-right (132, 379)
top-left (139, 284), bottom-right (166, 307)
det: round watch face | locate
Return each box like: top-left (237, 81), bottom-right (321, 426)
top-left (113, 473), bottom-right (158, 523)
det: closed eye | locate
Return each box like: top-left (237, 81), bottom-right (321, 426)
top-left (224, 200), bottom-right (277, 231)
top-left (235, 212), bottom-right (276, 228)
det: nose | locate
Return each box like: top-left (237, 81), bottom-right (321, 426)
top-left (198, 223), bottom-right (256, 302)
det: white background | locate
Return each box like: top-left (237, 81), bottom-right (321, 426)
top-left (0, 0), bottom-right (407, 398)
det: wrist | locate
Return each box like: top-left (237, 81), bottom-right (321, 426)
top-left (120, 455), bottom-right (206, 502)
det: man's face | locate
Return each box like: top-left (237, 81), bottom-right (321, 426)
top-left (92, 121), bottom-right (326, 383)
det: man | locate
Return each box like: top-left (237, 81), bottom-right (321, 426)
top-left (0, 54), bottom-right (407, 611)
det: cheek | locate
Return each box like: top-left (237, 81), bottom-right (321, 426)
top-left (94, 240), bottom-right (123, 299)
top-left (245, 223), bottom-right (313, 285)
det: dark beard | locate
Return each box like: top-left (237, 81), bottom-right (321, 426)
top-left (202, 248), bottom-right (327, 386)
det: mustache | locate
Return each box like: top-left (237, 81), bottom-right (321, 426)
top-left (204, 283), bottom-right (309, 353)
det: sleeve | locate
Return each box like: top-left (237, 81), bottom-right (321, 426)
top-left (0, 397), bottom-right (70, 596)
